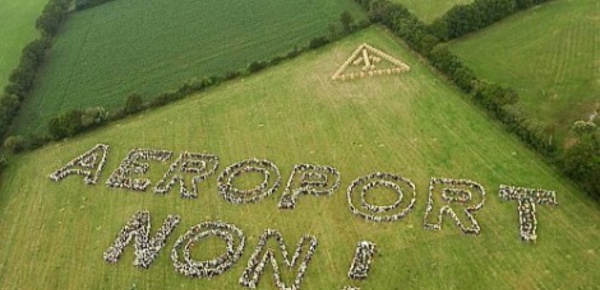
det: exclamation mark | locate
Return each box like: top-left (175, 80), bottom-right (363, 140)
top-left (342, 240), bottom-right (377, 290)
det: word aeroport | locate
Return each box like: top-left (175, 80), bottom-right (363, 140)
top-left (49, 144), bottom-right (558, 242)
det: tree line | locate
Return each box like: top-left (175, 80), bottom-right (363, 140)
top-left (0, 0), bottom-right (70, 152)
top-left (429, 0), bottom-right (554, 41)
top-left (353, 0), bottom-right (599, 201)
top-left (1, 8), bottom-right (365, 155)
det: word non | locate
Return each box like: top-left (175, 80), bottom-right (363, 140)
top-left (104, 210), bottom-right (375, 290)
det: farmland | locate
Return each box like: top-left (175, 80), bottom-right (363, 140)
top-left (390, 0), bottom-right (473, 23)
top-left (0, 0), bottom-right (48, 89)
top-left (0, 27), bottom-right (598, 290)
top-left (449, 0), bottom-right (600, 142)
top-left (11, 0), bottom-right (365, 135)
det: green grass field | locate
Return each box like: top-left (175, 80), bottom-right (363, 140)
top-left (0, 27), bottom-right (598, 290)
top-left (0, 0), bottom-right (48, 89)
top-left (390, 0), bottom-right (473, 23)
top-left (449, 0), bottom-right (600, 143)
top-left (11, 0), bottom-right (365, 136)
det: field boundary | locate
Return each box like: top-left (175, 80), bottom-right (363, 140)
top-left (352, 0), bottom-right (600, 201)
top-left (0, 0), bottom-right (71, 151)
top-left (1, 3), bottom-right (370, 154)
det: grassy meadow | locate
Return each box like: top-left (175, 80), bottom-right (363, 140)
top-left (0, 0), bottom-right (48, 89)
top-left (12, 0), bottom-right (365, 135)
top-left (0, 27), bottom-right (598, 290)
top-left (449, 0), bottom-right (600, 142)
top-left (390, 0), bottom-right (473, 23)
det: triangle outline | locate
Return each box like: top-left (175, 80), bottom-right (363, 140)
top-left (332, 43), bottom-right (411, 81)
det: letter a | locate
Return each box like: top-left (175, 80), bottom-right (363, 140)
top-left (49, 144), bottom-right (109, 185)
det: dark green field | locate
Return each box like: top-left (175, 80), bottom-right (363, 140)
top-left (0, 27), bottom-right (598, 290)
top-left (12, 0), bottom-right (365, 135)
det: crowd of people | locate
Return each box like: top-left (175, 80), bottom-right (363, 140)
top-left (278, 163), bottom-right (340, 209)
top-left (423, 178), bottom-right (486, 235)
top-left (154, 152), bottom-right (220, 199)
top-left (498, 185), bottom-right (558, 205)
top-left (103, 210), bottom-right (181, 268)
top-left (171, 221), bottom-right (245, 278)
top-left (346, 172), bottom-right (417, 222)
top-left (517, 198), bottom-right (537, 242)
top-left (217, 158), bottom-right (282, 204)
top-left (348, 240), bottom-right (377, 280)
top-left (49, 143), bottom-right (109, 185)
top-left (239, 229), bottom-right (318, 290)
top-left (499, 185), bottom-right (558, 242)
top-left (331, 43), bottom-right (411, 81)
top-left (106, 148), bottom-right (173, 191)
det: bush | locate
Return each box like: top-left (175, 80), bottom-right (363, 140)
top-left (340, 11), bottom-right (356, 33)
top-left (0, 154), bottom-right (7, 172)
top-left (224, 70), bottom-right (241, 81)
top-left (562, 134), bottom-right (600, 199)
top-left (81, 106), bottom-right (107, 127)
top-left (48, 107), bottom-right (108, 140)
top-left (247, 61), bottom-right (268, 73)
top-left (308, 36), bottom-right (330, 49)
top-left (3, 136), bottom-right (26, 153)
top-left (76, 0), bottom-right (117, 11)
top-left (23, 134), bottom-right (52, 151)
top-left (48, 109), bottom-right (84, 139)
top-left (286, 47), bottom-right (302, 59)
top-left (124, 94), bottom-right (143, 115)
top-left (572, 120), bottom-right (597, 136)
top-left (0, 94), bottom-right (21, 137)
top-left (36, 0), bottom-right (70, 36)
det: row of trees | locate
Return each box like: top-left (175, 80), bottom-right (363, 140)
top-left (355, 0), bottom-right (554, 46)
top-left (429, 0), bottom-right (554, 41)
top-left (48, 107), bottom-right (107, 139)
top-left (2, 9), bottom-right (366, 149)
top-left (353, 0), bottom-right (599, 200)
top-left (0, 0), bottom-right (70, 149)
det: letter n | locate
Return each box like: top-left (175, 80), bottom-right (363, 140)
top-left (103, 210), bottom-right (180, 268)
top-left (239, 229), bottom-right (318, 289)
